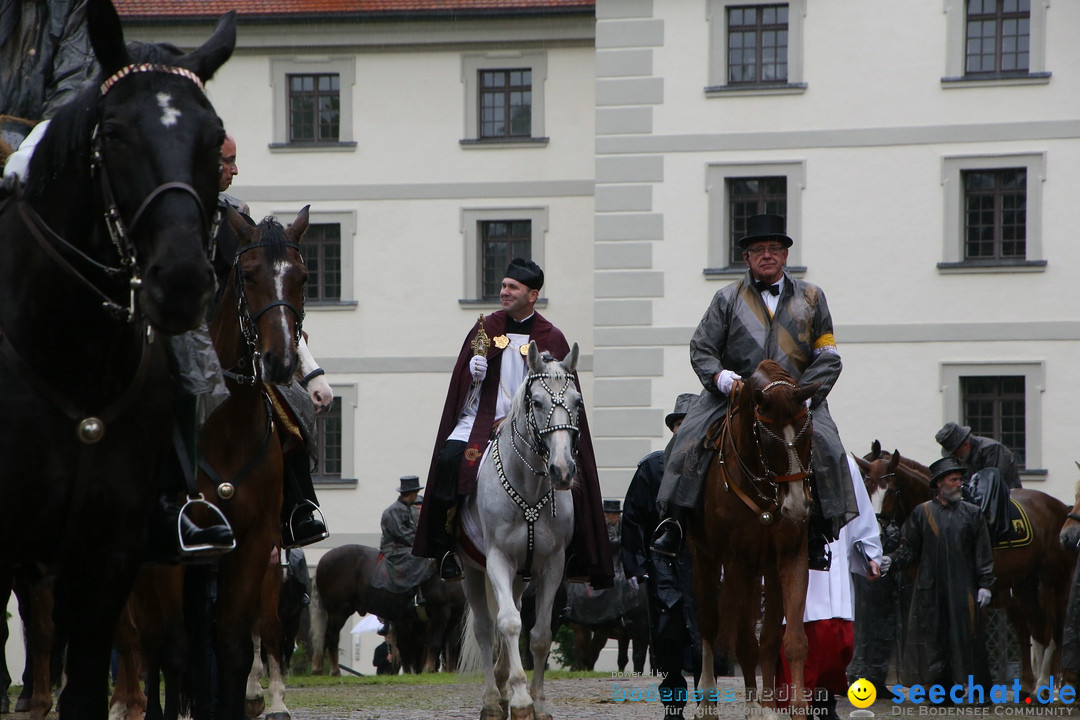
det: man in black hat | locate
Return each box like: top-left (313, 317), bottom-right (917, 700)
top-left (935, 421), bottom-right (1019, 544)
top-left (373, 475), bottom-right (433, 601)
top-left (622, 393), bottom-right (709, 719)
top-left (650, 214), bottom-right (858, 570)
top-left (413, 258), bottom-right (613, 589)
top-left (881, 456), bottom-right (994, 692)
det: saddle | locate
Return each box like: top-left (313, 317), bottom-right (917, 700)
top-left (966, 468), bottom-right (1025, 546)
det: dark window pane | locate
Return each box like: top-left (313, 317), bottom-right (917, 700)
top-left (287, 73), bottom-right (341, 143)
top-left (478, 68), bottom-right (533, 140)
top-left (480, 220), bottom-right (532, 298)
top-left (965, 0), bottom-right (1030, 76)
top-left (302, 223), bottom-right (342, 301)
top-left (727, 176), bottom-right (787, 265)
top-left (962, 168), bottom-right (1026, 260)
top-left (961, 375), bottom-right (1025, 467)
top-left (313, 400), bottom-right (342, 479)
top-left (726, 4), bottom-right (789, 85)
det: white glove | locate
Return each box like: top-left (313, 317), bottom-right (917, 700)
top-left (878, 555), bottom-right (892, 576)
top-left (977, 588), bottom-right (992, 608)
top-left (628, 576), bottom-right (639, 592)
top-left (716, 369), bottom-right (739, 395)
top-left (470, 355), bottom-right (488, 382)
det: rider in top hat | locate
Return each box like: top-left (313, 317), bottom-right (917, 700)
top-left (375, 475), bottom-right (432, 600)
top-left (650, 214), bottom-right (859, 571)
top-left (413, 258), bottom-right (613, 589)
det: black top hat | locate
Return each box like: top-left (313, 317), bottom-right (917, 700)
top-left (505, 257), bottom-right (544, 290)
top-left (928, 456), bottom-right (965, 488)
top-left (738, 214), bottom-right (794, 250)
top-left (396, 475), bottom-right (422, 494)
top-left (935, 422), bottom-right (972, 456)
top-left (665, 393), bottom-right (696, 432)
top-left (602, 498), bottom-right (621, 513)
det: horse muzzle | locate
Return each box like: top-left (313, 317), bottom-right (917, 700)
top-left (548, 458), bottom-right (576, 491)
top-left (141, 257), bottom-right (216, 334)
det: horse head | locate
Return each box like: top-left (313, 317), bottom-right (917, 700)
top-left (1060, 463), bottom-right (1080, 551)
top-left (25, 0), bottom-right (236, 334)
top-left (220, 206), bottom-right (308, 384)
top-left (524, 341), bottom-right (581, 490)
top-left (857, 444), bottom-right (901, 516)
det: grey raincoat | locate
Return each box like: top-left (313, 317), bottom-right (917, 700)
top-left (658, 270), bottom-right (857, 526)
top-left (373, 498), bottom-right (433, 594)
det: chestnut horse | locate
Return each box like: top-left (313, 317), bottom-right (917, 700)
top-left (688, 360), bottom-right (820, 715)
top-left (855, 441), bottom-right (1074, 693)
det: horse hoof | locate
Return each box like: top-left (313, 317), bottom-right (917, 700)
top-left (245, 697), bottom-right (266, 719)
top-left (14, 699), bottom-right (29, 713)
top-left (510, 707), bottom-right (534, 720)
top-left (480, 705), bottom-right (506, 720)
top-left (265, 712), bottom-right (292, 720)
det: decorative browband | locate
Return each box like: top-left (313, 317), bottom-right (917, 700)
top-left (100, 63), bottom-right (205, 96)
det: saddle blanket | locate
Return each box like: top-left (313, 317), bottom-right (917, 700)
top-left (993, 498), bottom-right (1033, 549)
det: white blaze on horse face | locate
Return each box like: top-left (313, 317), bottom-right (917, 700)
top-left (869, 480), bottom-right (886, 515)
top-left (156, 92), bottom-right (181, 127)
top-left (298, 336), bottom-right (334, 414)
top-left (780, 422), bottom-right (810, 521)
top-left (273, 259), bottom-right (291, 348)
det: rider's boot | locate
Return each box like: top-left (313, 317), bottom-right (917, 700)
top-left (650, 505), bottom-right (689, 557)
top-left (807, 504), bottom-right (833, 572)
top-left (281, 451), bottom-right (329, 549)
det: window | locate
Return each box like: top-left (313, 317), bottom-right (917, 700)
top-left (706, 161), bottom-right (804, 274)
top-left (727, 5), bottom-right (788, 85)
top-left (940, 153), bottom-right (1045, 271)
top-left (480, 70), bottom-right (532, 140)
top-left (962, 168), bottom-right (1025, 261)
top-left (727, 177), bottom-right (787, 265)
top-left (460, 207), bottom-right (548, 302)
top-left (941, 362), bottom-right (1044, 479)
top-left (311, 400), bottom-right (342, 482)
top-left (270, 57), bottom-right (355, 149)
top-left (462, 52), bottom-right (548, 145)
top-left (302, 223), bottom-right (342, 302)
top-left (288, 74), bottom-right (340, 143)
top-left (942, 0), bottom-right (1049, 85)
top-left (706, 0), bottom-right (806, 95)
top-left (965, 0), bottom-right (1029, 76)
top-left (961, 375), bottom-right (1026, 467)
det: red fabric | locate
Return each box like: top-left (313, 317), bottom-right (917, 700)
top-left (777, 618), bottom-right (854, 701)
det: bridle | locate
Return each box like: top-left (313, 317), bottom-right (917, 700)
top-left (718, 378), bottom-right (814, 524)
top-left (496, 367), bottom-right (580, 581)
top-left (12, 62), bottom-right (219, 324)
top-left (224, 239), bottom-right (305, 386)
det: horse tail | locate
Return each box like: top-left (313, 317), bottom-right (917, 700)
top-left (456, 607), bottom-right (485, 673)
top-left (307, 571), bottom-right (328, 674)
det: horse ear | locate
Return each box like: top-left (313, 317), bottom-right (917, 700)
top-left (182, 10), bottom-right (237, 83)
top-left (795, 380), bottom-right (820, 405)
top-left (527, 341), bottom-right (542, 372)
top-left (87, 0), bottom-right (131, 76)
top-left (287, 205), bottom-right (310, 242)
top-left (887, 452), bottom-right (900, 473)
top-left (871, 439), bottom-right (882, 459)
top-left (560, 343), bottom-right (579, 374)
top-left (225, 205), bottom-right (254, 244)
top-left (853, 454), bottom-right (871, 472)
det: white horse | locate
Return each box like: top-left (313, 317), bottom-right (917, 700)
top-left (460, 342), bottom-right (580, 720)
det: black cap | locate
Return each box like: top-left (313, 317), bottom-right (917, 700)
top-left (738, 214), bottom-right (793, 250)
top-left (603, 498), bottom-right (621, 513)
top-left (928, 456), bottom-right (965, 488)
top-left (505, 257), bottom-right (544, 290)
top-left (665, 393), bottom-right (696, 432)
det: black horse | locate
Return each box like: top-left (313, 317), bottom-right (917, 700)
top-left (0, 0), bottom-right (234, 717)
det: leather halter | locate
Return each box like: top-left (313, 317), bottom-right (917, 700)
top-left (718, 378), bottom-right (814, 521)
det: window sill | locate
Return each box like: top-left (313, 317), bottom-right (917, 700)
top-left (703, 265), bottom-right (807, 279)
top-left (460, 137), bottom-right (550, 148)
top-left (704, 83), bottom-right (807, 98)
top-left (940, 72), bottom-right (1051, 89)
top-left (459, 298), bottom-right (549, 308)
top-left (1018, 468), bottom-right (1047, 484)
top-left (268, 142), bottom-right (358, 152)
top-left (306, 300), bottom-right (358, 309)
top-left (937, 259), bottom-right (1046, 274)
top-left (313, 477), bottom-right (357, 489)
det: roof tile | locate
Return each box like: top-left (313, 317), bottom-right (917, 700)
top-left (114, 0), bottom-right (594, 19)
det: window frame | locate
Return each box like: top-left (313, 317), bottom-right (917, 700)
top-left (939, 152), bottom-right (1046, 272)
top-left (311, 384), bottom-right (357, 488)
top-left (940, 361), bottom-right (1045, 481)
top-left (286, 72), bottom-right (341, 144)
top-left (705, 160), bottom-right (805, 276)
top-left (942, 0), bottom-right (1050, 87)
top-left (461, 52), bottom-right (548, 146)
top-left (270, 56), bottom-right (356, 150)
top-left (276, 208), bottom-right (357, 306)
top-left (706, 0), bottom-right (807, 97)
top-left (460, 207), bottom-right (548, 304)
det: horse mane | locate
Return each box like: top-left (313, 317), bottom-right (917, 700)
top-left (25, 41), bottom-right (185, 199)
top-left (252, 216), bottom-right (290, 265)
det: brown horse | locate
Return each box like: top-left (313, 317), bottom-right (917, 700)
top-left (855, 441), bottom-right (1074, 693)
top-left (310, 544), bottom-right (466, 675)
top-left (687, 360), bottom-right (820, 714)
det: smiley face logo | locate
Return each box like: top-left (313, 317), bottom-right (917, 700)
top-left (848, 678), bottom-right (877, 708)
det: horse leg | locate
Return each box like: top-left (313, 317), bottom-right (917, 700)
top-left (1005, 599), bottom-right (1036, 695)
top-left (260, 567), bottom-right (290, 720)
top-left (215, 548), bottom-right (266, 720)
top-left (526, 561), bottom-right (563, 720)
top-left (485, 550), bottom-right (529, 719)
top-left (244, 632), bottom-right (266, 719)
top-left (759, 568), bottom-right (784, 707)
top-left (725, 557), bottom-right (764, 706)
top-left (570, 624), bottom-right (588, 671)
top-left (617, 629), bottom-right (629, 673)
top-left (26, 575), bottom-right (55, 720)
top-left (110, 598), bottom-right (147, 720)
top-left (690, 549), bottom-right (723, 715)
top-left (775, 539), bottom-right (809, 712)
top-left (462, 567), bottom-right (503, 720)
top-left (324, 610), bottom-right (348, 677)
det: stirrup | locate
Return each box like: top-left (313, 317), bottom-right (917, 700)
top-left (284, 500), bottom-right (329, 548)
top-left (439, 551), bottom-right (463, 581)
top-left (178, 495), bottom-right (236, 559)
top-left (650, 517), bottom-right (683, 557)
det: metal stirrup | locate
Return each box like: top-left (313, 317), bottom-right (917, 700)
top-left (178, 494), bottom-right (236, 556)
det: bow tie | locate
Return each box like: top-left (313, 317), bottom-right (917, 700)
top-left (753, 279), bottom-right (781, 296)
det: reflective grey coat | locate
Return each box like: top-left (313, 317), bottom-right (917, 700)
top-left (658, 270), bottom-right (857, 526)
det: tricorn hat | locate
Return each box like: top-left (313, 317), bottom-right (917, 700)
top-left (505, 257), bottom-right (544, 290)
top-left (738, 214), bottom-right (794, 250)
top-left (665, 393), bottom-right (696, 432)
top-left (928, 456), bottom-right (965, 488)
top-left (935, 422), bottom-right (972, 457)
top-left (602, 498), bottom-right (621, 513)
top-left (396, 475), bottom-right (422, 494)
